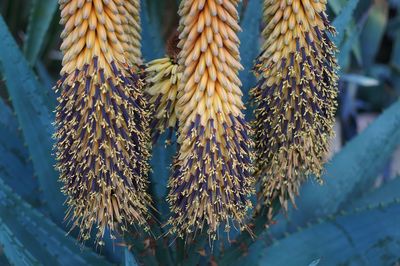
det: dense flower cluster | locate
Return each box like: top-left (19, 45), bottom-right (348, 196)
top-left (55, 0), bottom-right (152, 242)
top-left (55, 0), bottom-right (339, 244)
top-left (145, 33), bottom-right (181, 144)
top-left (251, 0), bottom-right (338, 210)
top-left (166, 0), bottom-right (255, 239)
top-left (146, 58), bottom-right (181, 143)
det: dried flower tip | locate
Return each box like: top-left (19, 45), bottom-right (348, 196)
top-left (166, 30), bottom-right (181, 62)
top-left (55, 0), bottom-right (152, 242)
top-left (167, 0), bottom-right (255, 241)
top-left (252, 0), bottom-right (339, 210)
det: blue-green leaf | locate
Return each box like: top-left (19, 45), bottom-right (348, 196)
top-left (0, 15), bottom-right (65, 222)
top-left (359, 0), bottom-right (388, 68)
top-left (337, 19), bottom-right (365, 69)
top-left (0, 96), bottom-right (37, 204)
top-left (341, 74), bottom-right (379, 87)
top-left (0, 176), bottom-right (113, 266)
top-left (238, 0), bottom-right (262, 104)
top-left (344, 177), bottom-right (400, 211)
top-left (333, 0), bottom-right (360, 46)
top-left (35, 61), bottom-right (57, 110)
top-left (391, 13), bottom-right (400, 93)
top-left (392, 17), bottom-right (400, 69)
top-left (141, 0), bottom-right (165, 61)
top-left (0, 98), bottom-right (30, 163)
top-left (329, 0), bottom-right (348, 14)
top-left (23, 0), bottom-right (58, 64)
top-left (124, 248), bottom-right (139, 266)
top-left (0, 222), bottom-right (40, 266)
top-left (258, 201), bottom-right (400, 266)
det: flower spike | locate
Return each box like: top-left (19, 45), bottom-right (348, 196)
top-left (145, 32), bottom-right (181, 144)
top-left (55, 0), bottom-right (152, 243)
top-left (167, 0), bottom-right (255, 240)
top-left (252, 0), bottom-right (339, 211)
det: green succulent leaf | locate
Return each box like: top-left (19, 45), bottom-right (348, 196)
top-left (0, 89), bottom-right (38, 205)
top-left (141, 0), bottom-right (165, 61)
top-left (238, 0), bottom-right (262, 104)
top-left (0, 15), bottom-right (65, 223)
top-left (35, 61), bottom-right (57, 111)
top-left (0, 176), bottom-right (112, 266)
top-left (337, 21), bottom-right (364, 69)
top-left (23, 0), bottom-right (58, 65)
top-left (391, 13), bottom-right (400, 93)
top-left (124, 248), bottom-right (139, 266)
top-left (332, 0), bottom-right (360, 46)
top-left (258, 201), bottom-right (400, 266)
top-left (0, 222), bottom-right (41, 266)
top-left (360, 0), bottom-right (388, 68)
top-left (0, 99), bottom-right (32, 177)
top-left (329, 0), bottom-right (348, 14)
top-left (344, 177), bottom-right (400, 211)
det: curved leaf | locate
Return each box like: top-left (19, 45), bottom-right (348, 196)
top-left (258, 201), bottom-right (400, 266)
top-left (344, 177), bottom-right (400, 211)
top-left (23, 0), bottom-right (58, 64)
top-left (333, 0), bottom-right (360, 46)
top-left (360, 0), bottom-right (388, 68)
top-left (0, 176), bottom-right (112, 266)
top-left (0, 98), bottom-right (37, 204)
top-left (0, 222), bottom-right (40, 266)
top-left (238, 0), bottom-right (262, 104)
top-left (0, 15), bottom-right (65, 223)
top-left (141, 0), bottom-right (164, 61)
top-left (124, 248), bottom-right (139, 266)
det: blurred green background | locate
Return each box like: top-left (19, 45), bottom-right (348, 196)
top-left (0, 0), bottom-right (399, 265)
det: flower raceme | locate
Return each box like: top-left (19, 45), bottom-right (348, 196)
top-left (54, 0), bottom-right (337, 245)
top-left (252, 0), bottom-right (339, 211)
top-left (55, 0), bottom-right (152, 242)
top-left (146, 58), bottom-right (181, 143)
top-left (167, 0), bottom-right (255, 240)
top-left (145, 33), bottom-right (182, 144)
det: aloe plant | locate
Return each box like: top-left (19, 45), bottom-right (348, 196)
top-left (0, 0), bottom-right (399, 265)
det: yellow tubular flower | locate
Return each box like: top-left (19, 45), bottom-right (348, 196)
top-left (146, 58), bottom-right (181, 143)
top-left (167, 0), bottom-right (255, 240)
top-left (55, 0), bottom-right (152, 242)
top-left (120, 0), bottom-right (142, 66)
top-left (252, 0), bottom-right (338, 210)
top-left (145, 33), bottom-right (181, 143)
